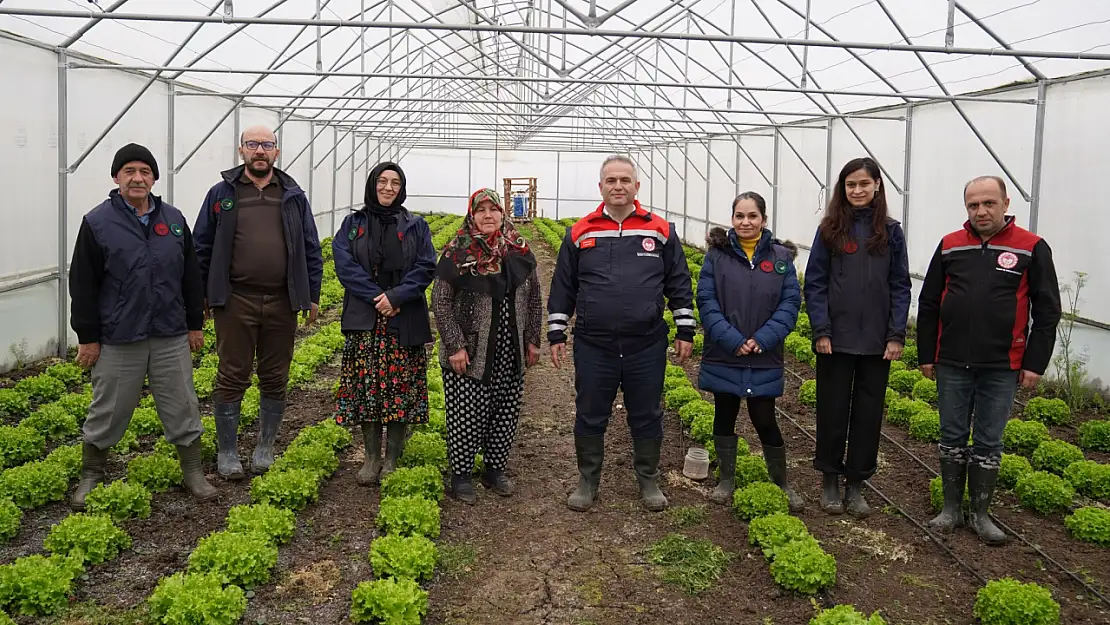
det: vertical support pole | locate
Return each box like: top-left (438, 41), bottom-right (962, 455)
top-left (331, 126), bottom-right (338, 235)
top-left (664, 147), bottom-right (671, 222)
top-left (555, 150), bottom-right (561, 220)
top-left (945, 0), bottom-right (957, 49)
top-left (360, 0), bottom-right (367, 97)
top-left (275, 108), bottom-right (284, 170)
top-left (467, 149), bottom-right (473, 199)
top-left (167, 80), bottom-right (176, 205)
top-left (800, 0), bottom-right (812, 89)
top-left (307, 121), bottom-right (315, 207)
top-left (1028, 80), bottom-right (1048, 234)
top-left (734, 138), bottom-right (740, 197)
top-left (681, 143), bottom-right (688, 228)
top-left (771, 128), bottom-right (780, 235)
top-left (824, 121), bottom-right (834, 211)
top-left (704, 142), bottom-right (712, 236)
top-left (57, 49), bottom-right (69, 358)
top-left (648, 148), bottom-right (655, 210)
top-left (232, 101), bottom-right (241, 166)
top-left (902, 104), bottom-right (914, 236)
top-left (315, 0), bottom-right (323, 73)
top-left (349, 132), bottom-right (356, 213)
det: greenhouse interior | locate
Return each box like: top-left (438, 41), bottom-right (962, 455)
top-left (1, 1), bottom-right (1109, 624)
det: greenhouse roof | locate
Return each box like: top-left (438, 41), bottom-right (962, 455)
top-left (2, 0), bottom-right (1109, 151)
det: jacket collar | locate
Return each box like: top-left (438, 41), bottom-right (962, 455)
top-left (962, 214), bottom-right (1015, 240)
top-left (220, 165), bottom-right (303, 198)
top-left (356, 206), bottom-right (419, 231)
top-left (109, 188), bottom-right (162, 216)
top-left (727, 228), bottom-right (775, 261)
top-left (591, 199), bottom-right (651, 223)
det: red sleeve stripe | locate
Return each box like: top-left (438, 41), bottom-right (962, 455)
top-left (1010, 273), bottom-right (1031, 369)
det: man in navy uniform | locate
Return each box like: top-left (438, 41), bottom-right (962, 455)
top-left (548, 155), bottom-right (695, 513)
top-left (69, 143), bottom-right (217, 509)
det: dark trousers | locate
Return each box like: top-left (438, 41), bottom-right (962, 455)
top-left (573, 338), bottom-right (667, 440)
top-left (212, 289), bottom-right (298, 403)
top-left (712, 394), bottom-right (784, 447)
top-left (813, 352), bottom-right (891, 481)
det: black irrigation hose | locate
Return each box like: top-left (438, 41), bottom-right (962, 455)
top-left (783, 365), bottom-right (1110, 609)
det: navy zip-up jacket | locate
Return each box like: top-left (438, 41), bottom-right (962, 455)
top-left (697, 228), bottom-right (801, 398)
top-left (547, 201), bottom-right (695, 355)
top-left (193, 166), bottom-right (323, 311)
top-left (69, 190), bottom-right (204, 345)
top-left (333, 208), bottom-right (436, 346)
top-left (803, 207), bottom-right (911, 356)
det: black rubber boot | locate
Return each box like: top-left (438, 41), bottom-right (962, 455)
top-left (251, 397), bottom-right (285, 474)
top-left (967, 462), bottom-right (1008, 546)
top-left (214, 402), bottom-right (244, 480)
top-left (710, 435), bottom-right (737, 505)
top-left (357, 422), bottom-right (383, 486)
top-left (176, 438), bottom-right (218, 501)
top-left (567, 434), bottom-right (604, 512)
top-left (763, 444), bottom-right (805, 513)
top-left (381, 422), bottom-right (408, 481)
top-left (632, 438), bottom-right (668, 512)
top-left (481, 468), bottom-right (514, 496)
top-left (844, 480), bottom-right (871, 519)
top-left (927, 458), bottom-right (967, 532)
top-left (71, 442), bottom-right (108, 510)
top-left (450, 473), bottom-right (476, 504)
top-left (820, 472), bottom-right (844, 515)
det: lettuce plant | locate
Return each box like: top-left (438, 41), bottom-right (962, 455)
top-left (911, 378), bottom-right (938, 404)
top-left (678, 399), bottom-right (713, 427)
top-left (1030, 439), bottom-right (1085, 475)
top-left (1003, 419), bottom-right (1049, 455)
top-left (250, 468), bottom-right (321, 512)
top-left (377, 495), bottom-right (441, 538)
top-left (0, 425), bottom-right (45, 468)
top-left (810, 604), bottom-right (887, 625)
top-left (909, 410), bottom-right (941, 442)
top-left (735, 455), bottom-right (771, 489)
top-left (45, 362), bottom-right (84, 387)
top-left (128, 407), bottom-right (163, 436)
top-left (998, 454), bottom-right (1034, 490)
top-left (84, 481), bottom-right (152, 522)
top-left (1062, 460), bottom-right (1110, 500)
top-left (0, 553), bottom-right (84, 616)
top-left (127, 453), bottom-right (183, 492)
top-left (1063, 507), bottom-right (1110, 547)
top-left (769, 538), bottom-right (837, 594)
top-left (1022, 397), bottom-right (1071, 426)
top-left (888, 370), bottom-right (923, 395)
top-left (973, 577), bottom-right (1059, 625)
top-left (1078, 420), bottom-right (1110, 452)
top-left (732, 482), bottom-right (789, 520)
top-left (350, 577), bottom-right (428, 625)
top-left (798, 380), bottom-right (817, 408)
top-left (148, 571), bottom-right (247, 625)
top-left (381, 465), bottom-right (445, 502)
top-left (369, 534), bottom-right (437, 582)
top-left (226, 503), bottom-right (296, 546)
top-left (15, 375), bottom-right (66, 403)
top-left (747, 512), bottom-right (810, 560)
top-left (665, 387), bottom-right (700, 411)
top-left (0, 389), bottom-right (30, 418)
top-left (0, 460), bottom-right (69, 508)
top-left (44, 513), bottom-right (131, 565)
top-left (0, 498), bottom-right (21, 541)
top-left (188, 530), bottom-right (278, 587)
top-left (886, 398), bottom-right (930, 427)
top-left (1014, 471), bottom-right (1074, 515)
top-left (271, 440), bottom-right (339, 480)
top-left (398, 432), bottom-right (448, 472)
top-left (22, 404), bottom-right (78, 440)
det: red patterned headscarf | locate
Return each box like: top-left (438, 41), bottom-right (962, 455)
top-left (442, 188), bottom-right (530, 276)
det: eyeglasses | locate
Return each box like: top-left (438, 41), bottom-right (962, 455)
top-left (377, 178), bottom-right (402, 190)
top-left (243, 141), bottom-right (277, 151)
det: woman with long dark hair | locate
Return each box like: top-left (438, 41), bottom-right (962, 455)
top-left (332, 162), bottom-right (437, 486)
top-left (697, 191), bottom-right (804, 512)
top-left (804, 157), bottom-right (911, 518)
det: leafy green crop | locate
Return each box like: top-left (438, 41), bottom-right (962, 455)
top-left (288, 419), bottom-right (353, 452)
top-left (370, 534), bottom-right (438, 582)
top-left (747, 512), bottom-right (810, 560)
top-left (646, 533), bottom-right (732, 595)
top-left (769, 538), bottom-right (837, 594)
top-left (0, 553), bottom-right (84, 616)
top-left (795, 312), bottom-right (812, 339)
top-left (23, 404), bottom-right (79, 440)
top-left (1023, 397), bottom-right (1071, 426)
top-left (377, 495), bottom-right (441, 538)
top-left (44, 513), bottom-right (131, 565)
top-left (665, 387), bottom-right (701, 411)
top-left (0, 460), bottom-right (69, 508)
top-left (888, 370), bottom-right (924, 395)
top-left (271, 440), bottom-right (339, 480)
top-left (908, 410), bottom-right (941, 442)
top-left (735, 455), bottom-right (771, 489)
top-left (0, 425), bottom-right (45, 468)
top-left (1030, 439), bottom-right (1085, 475)
top-left (664, 375), bottom-right (691, 393)
top-left (810, 604), bottom-right (888, 625)
top-left (799, 380), bottom-right (817, 407)
top-left (665, 364), bottom-right (686, 379)
top-left (250, 468), bottom-right (321, 511)
top-left (381, 465), bottom-right (445, 502)
top-left (45, 362), bottom-right (84, 387)
top-left (84, 481), bottom-right (152, 522)
top-left (888, 360), bottom-right (907, 374)
top-left (998, 454), bottom-right (1034, 490)
top-left (188, 530), bottom-right (278, 587)
top-left (15, 375), bottom-right (66, 402)
top-left (1063, 507), bottom-right (1110, 547)
top-left (732, 482), bottom-right (789, 520)
top-left (128, 407), bottom-right (163, 436)
top-left (226, 503), bottom-right (297, 546)
top-left (678, 399), bottom-right (713, 427)
top-left (56, 389), bottom-right (92, 420)
top-left (1014, 471), bottom-right (1074, 515)
top-left (884, 387), bottom-right (899, 409)
top-left (911, 378), bottom-right (938, 404)
top-left (192, 367), bottom-right (217, 399)
top-left (1062, 460), bottom-right (1110, 500)
top-left (127, 453), bottom-right (183, 492)
top-left (1077, 420), bottom-right (1110, 452)
top-left (350, 577), bottom-right (428, 625)
top-left (1003, 419), bottom-right (1050, 455)
top-left (887, 398), bottom-right (930, 426)
top-left (148, 571), bottom-right (247, 625)
top-left (973, 577), bottom-right (1059, 625)
top-left (0, 498), bottom-right (21, 541)
top-left (900, 343), bottom-right (919, 368)
top-left (0, 389), bottom-right (30, 418)
top-left (44, 444), bottom-right (82, 480)
top-left (689, 411), bottom-right (715, 445)
top-left (112, 428), bottom-right (140, 455)
top-left (398, 432), bottom-right (448, 471)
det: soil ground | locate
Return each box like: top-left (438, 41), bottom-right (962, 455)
top-left (7, 235), bottom-right (1109, 625)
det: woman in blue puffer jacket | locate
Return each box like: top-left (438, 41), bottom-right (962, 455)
top-left (697, 191), bottom-right (803, 511)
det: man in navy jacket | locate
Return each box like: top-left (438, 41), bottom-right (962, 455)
top-left (69, 143), bottom-right (217, 509)
top-left (193, 126), bottom-right (324, 479)
top-left (548, 155), bottom-right (695, 513)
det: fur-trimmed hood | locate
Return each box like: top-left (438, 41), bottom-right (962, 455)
top-left (706, 226), bottom-right (798, 260)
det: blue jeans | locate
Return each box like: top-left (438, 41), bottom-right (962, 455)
top-left (936, 364), bottom-right (1018, 468)
top-left (573, 337), bottom-right (667, 440)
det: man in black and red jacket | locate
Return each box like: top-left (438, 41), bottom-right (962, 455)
top-left (917, 175), bottom-right (1061, 546)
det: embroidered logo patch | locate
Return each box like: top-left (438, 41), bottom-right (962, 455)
top-left (397, 231), bottom-right (404, 241)
top-left (169, 223), bottom-right (183, 237)
top-left (997, 251), bottom-right (1018, 269)
top-left (760, 260), bottom-right (774, 273)
top-left (843, 241), bottom-right (858, 254)
top-left (153, 223), bottom-right (169, 236)
top-left (219, 198), bottom-right (234, 212)
top-left (348, 226), bottom-right (365, 241)
top-left (580, 238), bottom-right (597, 249)
top-left (774, 260), bottom-right (788, 274)
top-left (641, 237), bottom-right (656, 252)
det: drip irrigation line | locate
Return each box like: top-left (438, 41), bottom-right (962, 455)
top-left (783, 365), bottom-right (1110, 609)
top-left (771, 403), bottom-right (988, 585)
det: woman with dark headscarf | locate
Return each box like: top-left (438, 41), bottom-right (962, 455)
top-left (332, 162), bottom-right (436, 486)
top-left (432, 189), bottom-right (543, 503)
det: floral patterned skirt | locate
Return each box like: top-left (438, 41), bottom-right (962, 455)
top-left (334, 320), bottom-right (429, 426)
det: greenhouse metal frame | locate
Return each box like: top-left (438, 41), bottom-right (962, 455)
top-left (0, 1), bottom-right (1108, 372)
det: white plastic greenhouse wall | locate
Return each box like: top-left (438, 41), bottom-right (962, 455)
top-left (0, 0), bottom-right (1108, 391)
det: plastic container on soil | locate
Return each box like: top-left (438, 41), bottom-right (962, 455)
top-left (683, 447), bottom-right (710, 480)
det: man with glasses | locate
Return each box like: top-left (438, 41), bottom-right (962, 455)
top-left (194, 126), bottom-right (324, 480)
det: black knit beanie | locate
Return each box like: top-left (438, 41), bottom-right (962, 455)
top-left (111, 143), bottom-right (160, 180)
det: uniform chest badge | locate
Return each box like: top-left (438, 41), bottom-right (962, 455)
top-left (997, 251), bottom-right (1018, 269)
top-left (759, 260), bottom-right (774, 273)
top-left (581, 238), bottom-right (596, 249)
top-left (774, 260), bottom-right (788, 274)
top-left (153, 223), bottom-right (169, 236)
top-left (169, 223), bottom-right (183, 237)
top-left (641, 237), bottom-right (656, 252)
top-left (349, 225), bottom-right (365, 240)
top-left (843, 241), bottom-right (858, 254)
